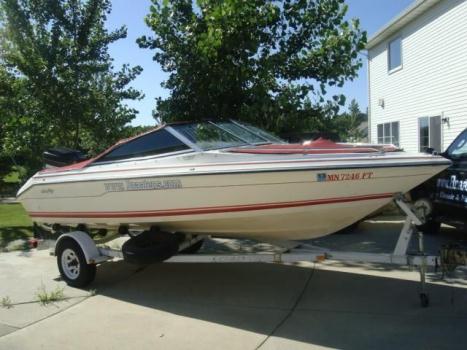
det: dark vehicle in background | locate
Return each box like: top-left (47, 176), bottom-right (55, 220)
top-left (411, 128), bottom-right (467, 233)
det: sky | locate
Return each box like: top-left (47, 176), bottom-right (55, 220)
top-left (106, 0), bottom-right (414, 126)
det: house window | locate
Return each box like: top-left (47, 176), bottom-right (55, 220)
top-left (377, 121), bottom-right (399, 146)
top-left (388, 37), bottom-right (402, 72)
top-left (419, 116), bottom-right (441, 152)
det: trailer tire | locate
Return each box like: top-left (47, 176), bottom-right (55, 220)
top-left (122, 230), bottom-right (179, 264)
top-left (56, 238), bottom-right (96, 287)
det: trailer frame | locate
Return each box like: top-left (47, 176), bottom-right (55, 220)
top-left (51, 194), bottom-right (465, 307)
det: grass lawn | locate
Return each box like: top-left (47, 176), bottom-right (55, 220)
top-left (0, 203), bottom-right (33, 248)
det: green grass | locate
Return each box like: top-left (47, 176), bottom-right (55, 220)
top-left (0, 203), bottom-right (33, 249)
top-left (35, 284), bottom-right (66, 306)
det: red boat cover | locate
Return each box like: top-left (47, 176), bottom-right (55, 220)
top-left (229, 138), bottom-right (380, 154)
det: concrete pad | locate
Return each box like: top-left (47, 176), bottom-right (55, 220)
top-left (0, 250), bottom-right (142, 329)
top-left (0, 250), bottom-right (87, 328)
top-left (0, 294), bottom-right (285, 350)
top-left (262, 308), bottom-right (467, 350)
top-left (0, 263), bottom-right (312, 350)
top-left (0, 297), bottom-right (87, 330)
top-left (258, 264), bottom-right (467, 350)
top-left (0, 323), bottom-right (18, 337)
top-left (3, 259), bottom-right (466, 350)
top-left (0, 250), bottom-right (84, 302)
top-left (100, 263), bottom-right (311, 309)
top-left (300, 266), bottom-right (467, 316)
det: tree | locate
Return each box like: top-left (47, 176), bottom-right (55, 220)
top-left (346, 99), bottom-right (367, 141)
top-left (0, 66), bottom-right (40, 187)
top-left (333, 99), bottom-right (367, 142)
top-left (0, 0), bottom-right (143, 178)
top-left (138, 0), bottom-right (366, 135)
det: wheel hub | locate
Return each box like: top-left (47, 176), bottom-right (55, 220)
top-left (413, 198), bottom-right (433, 223)
top-left (61, 248), bottom-right (81, 280)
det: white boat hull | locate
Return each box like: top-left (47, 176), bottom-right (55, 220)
top-left (18, 160), bottom-right (448, 240)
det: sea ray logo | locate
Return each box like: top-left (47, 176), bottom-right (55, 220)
top-left (317, 173), bottom-right (327, 182)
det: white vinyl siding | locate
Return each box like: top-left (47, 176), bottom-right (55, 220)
top-left (368, 0), bottom-right (467, 153)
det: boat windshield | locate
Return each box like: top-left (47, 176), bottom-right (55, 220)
top-left (233, 121), bottom-right (285, 144)
top-left (170, 120), bottom-right (285, 150)
top-left (170, 122), bottom-right (249, 150)
top-left (214, 121), bottom-right (269, 144)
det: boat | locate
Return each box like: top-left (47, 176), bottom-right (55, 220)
top-left (17, 120), bottom-right (451, 241)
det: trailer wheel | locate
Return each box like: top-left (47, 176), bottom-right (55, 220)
top-left (57, 239), bottom-right (96, 287)
top-left (413, 198), bottom-right (440, 234)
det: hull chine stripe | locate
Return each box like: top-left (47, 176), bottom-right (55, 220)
top-left (28, 193), bottom-right (395, 219)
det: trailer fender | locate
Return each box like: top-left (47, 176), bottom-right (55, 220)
top-left (55, 231), bottom-right (104, 264)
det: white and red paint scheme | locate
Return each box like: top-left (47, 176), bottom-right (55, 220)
top-left (17, 121), bottom-right (450, 240)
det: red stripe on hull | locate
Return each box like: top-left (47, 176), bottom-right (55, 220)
top-left (28, 193), bottom-right (394, 219)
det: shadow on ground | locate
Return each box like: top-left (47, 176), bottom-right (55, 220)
top-left (89, 258), bottom-right (467, 349)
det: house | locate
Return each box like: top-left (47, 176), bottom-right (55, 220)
top-left (367, 0), bottom-right (467, 153)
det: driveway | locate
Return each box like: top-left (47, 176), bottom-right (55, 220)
top-left (0, 219), bottom-right (467, 350)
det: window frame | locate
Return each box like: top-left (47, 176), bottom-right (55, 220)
top-left (418, 116), bottom-right (442, 153)
top-left (418, 117), bottom-right (430, 153)
top-left (388, 36), bottom-right (403, 73)
top-left (376, 121), bottom-right (400, 146)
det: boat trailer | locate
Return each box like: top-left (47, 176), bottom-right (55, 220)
top-left (49, 195), bottom-right (466, 307)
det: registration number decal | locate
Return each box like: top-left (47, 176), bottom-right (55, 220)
top-left (317, 172), bottom-right (374, 182)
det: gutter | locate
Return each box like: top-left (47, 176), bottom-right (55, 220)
top-left (367, 0), bottom-right (442, 49)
